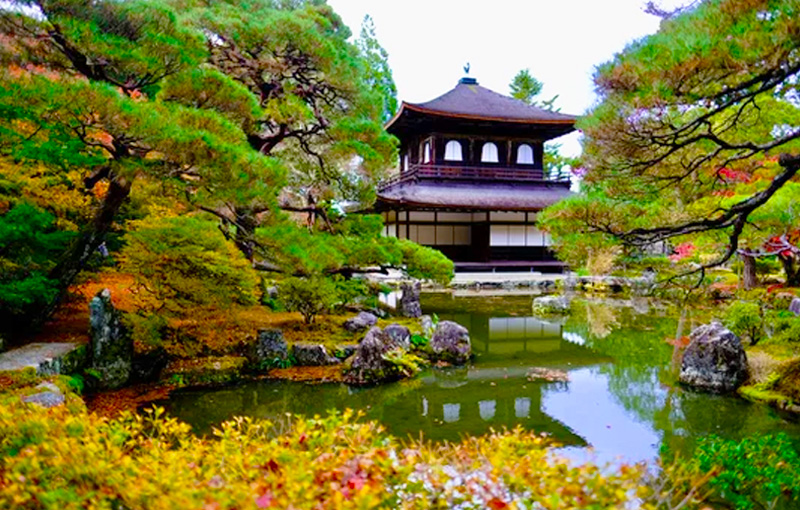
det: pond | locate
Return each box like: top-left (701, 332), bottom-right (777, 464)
top-left (162, 291), bottom-right (800, 465)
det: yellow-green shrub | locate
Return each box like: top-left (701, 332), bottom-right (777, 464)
top-left (119, 215), bottom-right (259, 313)
top-left (0, 386), bottom-right (654, 509)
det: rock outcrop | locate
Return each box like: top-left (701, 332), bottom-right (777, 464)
top-left (400, 281), bottom-right (422, 318)
top-left (252, 329), bottom-right (289, 364)
top-left (383, 323), bottom-right (411, 350)
top-left (21, 382), bottom-right (65, 409)
top-left (679, 321), bottom-right (748, 393)
top-left (430, 321), bottom-right (471, 365)
top-left (292, 343), bottom-right (340, 366)
top-left (531, 295), bottom-right (571, 316)
top-left (345, 327), bottom-right (398, 385)
top-left (343, 312), bottom-right (378, 333)
top-left (89, 289), bottom-right (132, 389)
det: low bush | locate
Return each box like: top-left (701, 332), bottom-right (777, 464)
top-left (119, 215), bottom-right (259, 313)
top-left (766, 312), bottom-right (800, 344)
top-left (687, 433), bottom-right (800, 510)
top-left (724, 301), bottom-right (764, 344)
top-left (278, 276), bottom-right (339, 325)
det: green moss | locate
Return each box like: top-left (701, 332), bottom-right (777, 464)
top-left (739, 385), bottom-right (791, 406)
top-left (772, 359), bottom-right (800, 403)
top-left (163, 356), bottom-right (248, 387)
top-left (376, 317), bottom-right (423, 335)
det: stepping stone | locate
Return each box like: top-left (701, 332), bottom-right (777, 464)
top-left (0, 342), bottom-right (86, 376)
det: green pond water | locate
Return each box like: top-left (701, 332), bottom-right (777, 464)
top-left (162, 292), bottom-right (800, 465)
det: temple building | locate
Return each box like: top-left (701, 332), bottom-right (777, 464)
top-left (375, 76), bottom-right (577, 272)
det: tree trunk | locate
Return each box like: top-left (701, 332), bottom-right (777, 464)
top-left (35, 173), bottom-right (132, 327)
top-left (234, 207), bottom-right (258, 261)
top-left (741, 253), bottom-right (758, 290)
top-left (781, 254), bottom-right (800, 287)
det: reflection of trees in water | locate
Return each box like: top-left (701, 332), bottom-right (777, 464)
top-left (570, 301), bottom-right (800, 457)
top-left (585, 301), bottom-right (619, 338)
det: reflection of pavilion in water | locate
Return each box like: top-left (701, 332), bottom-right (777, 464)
top-left (164, 310), bottom-right (609, 444)
top-left (376, 312), bottom-right (609, 442)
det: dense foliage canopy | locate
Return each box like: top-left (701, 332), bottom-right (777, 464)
top-left (0, 0), bottom-right (442, 335)
top-left (540, 0), bottom-right (800, 281)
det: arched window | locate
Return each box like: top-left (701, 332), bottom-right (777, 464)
top-left (422, 141), bottom-right (431, 163)
top-left (403, 154), bottom-right (410, 172)
top-left (444, 140), bottom-right (463, 161)
top-left (516, 144), bottom-right (534, 165)
top-left (481, 142), bottom-right (499, 163)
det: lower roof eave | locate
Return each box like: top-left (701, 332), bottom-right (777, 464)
top-left (375, 197), bottom-right (546, 213)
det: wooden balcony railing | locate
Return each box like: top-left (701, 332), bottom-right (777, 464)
top-left (379, 164), bottom-right (570, 190)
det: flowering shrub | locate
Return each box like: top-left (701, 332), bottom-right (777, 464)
top-left (669, 242), bottom-right (696, 263)
top-left (0, 383), bottom-right (655, 510)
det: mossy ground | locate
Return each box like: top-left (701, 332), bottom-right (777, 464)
top-left (739, 342), bottom-right (800, 412)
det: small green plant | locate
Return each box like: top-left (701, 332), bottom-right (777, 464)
top-left (278, 276), bottom-right (339, 325)
top-left (724, 301), bottom-right (763, 344)
top-left (65, 375), bottom-right (85, 394)
top-left (167, 374), bottom-right (186, 387)
top-left (410, 334), bottom-right (429, 349)
top-left (258, 355), bottom-right (294, 370)
top-left (382, 348), bottom-right (425, 378)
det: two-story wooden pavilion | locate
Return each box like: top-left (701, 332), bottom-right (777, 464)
top-left (375, 76), bottom-right (577, 272)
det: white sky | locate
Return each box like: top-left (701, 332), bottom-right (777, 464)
top-left (327, 0), bottom-right (680, 157)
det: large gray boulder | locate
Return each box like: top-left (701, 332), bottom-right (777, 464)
top-left (253, 329), bottom-right (289, 364)
top-left (345, 327), bottom-right (411, 385)
top-left (532, 295), bottom-right (571, 316)
top-left (400, 281), bottom-right (422, 318)
top-left (291, 343), bottom-right (340, 366)
top-left (679, 321), bottom-right (748, 393)
top-left (430, 321), bottom-right (471, 365)
top-left (89, 289), bottom-right (132, 389)
top-left (343, 312), bottom-right (378, 333)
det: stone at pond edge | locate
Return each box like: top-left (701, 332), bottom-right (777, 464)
top-left (343, 312), bottom-right (378, 333)
top-left (400, 281), bottom-right (422, 318)
top-left (430, 321), bottom-right (471, 365)
top-left (291, 343), bottom-right (340, 366)
top-left (789, 297), bottom-right (800, 316)
top-left (89, 289), bottom-right (133, 390)
top-left (531, 295), bottom-right (571, 315)
top-left (679, 321), bottom-right (748, 393)
top-left (345, 327), bottom-right (400, 385)
top-left (383, 323), bottom-right (411, 350)
top-left (252, 329), bottom-right (289, 364)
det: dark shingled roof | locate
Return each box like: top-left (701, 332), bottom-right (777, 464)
top-left (387, 79), bottom-right (577, 129)
top-left (376, 181), bottom-right (573, 211)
